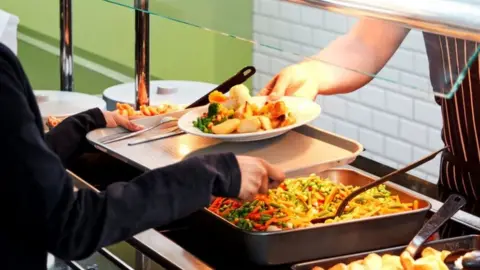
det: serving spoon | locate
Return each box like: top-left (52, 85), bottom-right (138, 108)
top-left (311, 147), bottom-right (448, 224)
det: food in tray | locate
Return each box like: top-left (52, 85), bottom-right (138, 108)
top-left (192, 85), bottom-right (296, 134)
top-left (208, 174), bottom-right (418, 232)
top-left (312, 247), bottom-right (452, 270)
top-left (115, 102), bottom-right (182, 118)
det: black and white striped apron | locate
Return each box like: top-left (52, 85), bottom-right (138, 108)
top-left (424, 33), bottom-right (480, 199)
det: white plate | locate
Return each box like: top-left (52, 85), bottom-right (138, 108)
top-left (178, 96), bottom-right (321, 142)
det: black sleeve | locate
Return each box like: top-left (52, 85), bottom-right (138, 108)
top-left (45, 108), bottom-right (107, 165)
top-left (0, 50), bottom-right (241, 260)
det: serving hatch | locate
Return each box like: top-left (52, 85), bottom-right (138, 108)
top-left (192, 168), bottom-right (431, 265)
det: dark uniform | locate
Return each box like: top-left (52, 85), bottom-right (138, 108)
top-left (424, 33), bottom-right (480, 199)
top-left (0, 43), bottom-right (241, 269)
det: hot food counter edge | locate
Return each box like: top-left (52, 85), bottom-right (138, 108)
top-left (69, 154), bottom-right (480, 270)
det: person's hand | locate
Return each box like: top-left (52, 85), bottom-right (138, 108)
top-left (102, 111), bottom-right (144, 131)
top-left (236, 156), bottom-right (285, 201)
top-left (258, 61), bottom-right (323, 101)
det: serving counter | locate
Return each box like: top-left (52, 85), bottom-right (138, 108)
top-left (66, 153), bottom-right (480, 270)
top-left (48, 0), bottom-right (480, 268)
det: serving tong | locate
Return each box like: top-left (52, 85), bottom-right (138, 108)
top-left (98, 66), bottom-right (256, 145)
top-left (402, 194), bottom-right (475, 269)
top-left (311, 146), bottom-right (448, 224)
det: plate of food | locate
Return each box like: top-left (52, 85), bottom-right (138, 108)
top-left (177, 84), bottom-right (321, 142)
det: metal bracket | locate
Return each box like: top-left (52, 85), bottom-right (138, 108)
top-left (60, 0), bottom-right (74, 91)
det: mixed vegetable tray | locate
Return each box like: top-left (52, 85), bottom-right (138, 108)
top-left (209, 174), bottom-right (419, 232)
top-left (194, 169), bottom-right (431, 265)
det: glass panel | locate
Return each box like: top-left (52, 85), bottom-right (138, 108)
top-left (103, 0), bottom-right (480, 99)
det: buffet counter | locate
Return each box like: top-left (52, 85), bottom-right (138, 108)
top-left (69, 152), bottom-right (480, 270)
top-left (156, 158), bottom-right (480, 270)
top-left (49, 0), bottom-right (480, 267)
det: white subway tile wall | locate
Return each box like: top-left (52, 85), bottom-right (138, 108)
top-left (252, 0), bottom-right (443, 182)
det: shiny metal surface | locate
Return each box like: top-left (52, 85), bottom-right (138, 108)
top-left (287, 0), bottom-right (480, 42)
top-left (65, 261), bottom-right (85, 270)
top-left (195, 168), bottom-right (430, 265)
top-left (99, 116), bottom-right (177, 144)
top-left (134, 0), bottom-right (150, 109)
top-left (87, 122), bottom-right (363, 175)
top-left (128, 127), bottom-right (183, 146)
top-left (98, 248), bottom-right (134, 270)
top-left (68, 170), bottom-right (213, 270)
top-left (313, 147), bottom-right (446, 223)
top-left (347, 165), bottom-right (480, 232)
top-left (59, 0), bottom-right (73, 91)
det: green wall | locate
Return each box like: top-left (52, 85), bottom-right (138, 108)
top-left (1, 0), bottom-right (252, 84)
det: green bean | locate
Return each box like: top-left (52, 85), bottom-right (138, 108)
top-left (260, 214), bottom-right (272, 221)
top-left (270, 202), bottom-right (282, 208)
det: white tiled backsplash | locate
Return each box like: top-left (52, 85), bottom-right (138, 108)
top-left (252, 0), bottom-right (444, 183)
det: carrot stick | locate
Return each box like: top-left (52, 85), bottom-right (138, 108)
top-left (325, 187), bottom-right (339, 206)
top-left (413, 200), bottom-right (419, 210)
top-left (265, 218), bottom-right (276, 227)
top-left (251, 205), bottom-right (261, 214)
top-left (221, 208), bottom-right (232, 217)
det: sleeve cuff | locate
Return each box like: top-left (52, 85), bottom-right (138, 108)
top-left (222, 153), bottom-right (241, 197)
top-left (87, 108), bottom-right (107, 129)
top-left (198, 152), bottom-right (242, 198)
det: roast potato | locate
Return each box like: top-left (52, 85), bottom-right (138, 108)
top-left (236, 118), bottom-right (261, 133)
top-left (234, 102), bottom-right (253, 119)
top-left (381, 254), bottom-right (402, 270)
top-left (330, 263), bottom-right (348, 270)
top-left (271, 101), bottom-right (288, 118)
top-left (400, 251), bottom-right (415, 270)
top-left (363, 253), bottom-right (382, 270)
top-left (348, 262), bottom-right (366, 270)
top-left (280, 114), bottom-right (296, 128)
top-left (271, 118), bottom-right (282, 129)
top-left (211, 119), bottom-right (241, 134)
top-left (258, 116), bottom-right (273, 130)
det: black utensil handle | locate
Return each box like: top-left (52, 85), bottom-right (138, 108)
top-left (405, 194), bottom-right (466, 256)
top-left (186, 66), bottom-right (256, 109)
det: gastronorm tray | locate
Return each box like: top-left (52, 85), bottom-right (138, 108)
top-left (192, 168), bottom-right (431, 265)
top-left (291, 234), bottom-right (480, 270)
top-left (86, 111), bottom-right (363, 173)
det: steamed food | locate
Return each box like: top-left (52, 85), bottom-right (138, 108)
top-left (208, 174), bottom-right (418, 232)
top-left (192, 84), bottom-right (296, 134)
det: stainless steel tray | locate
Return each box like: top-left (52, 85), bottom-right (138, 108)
top-left (291, 235), bottom-right (480, 270)
top-left (193, 168), bottom-right (431, 265)
top-left (86, 112), bottom-right (363, 173)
